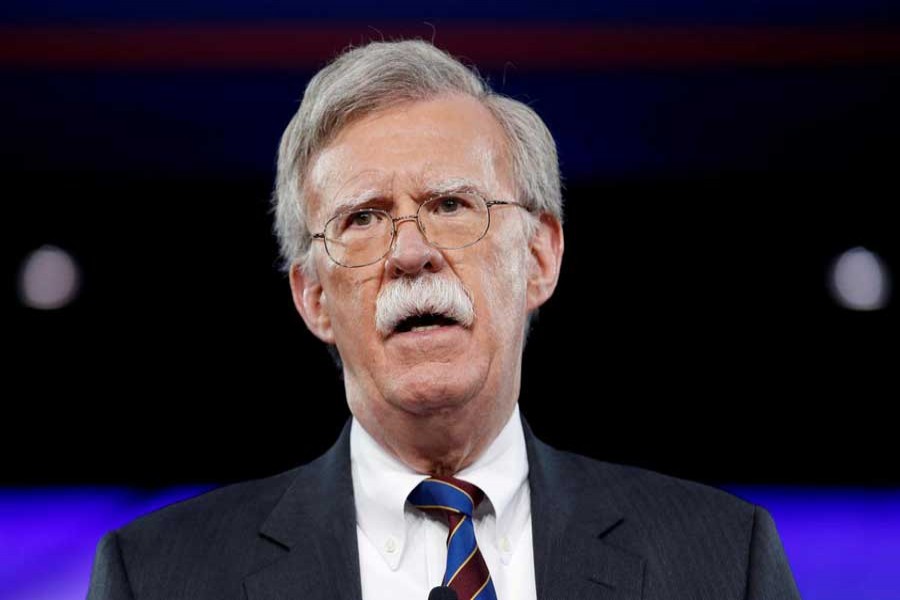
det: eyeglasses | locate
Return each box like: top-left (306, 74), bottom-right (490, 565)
top-left (311, 192), bottom-right (530, 268)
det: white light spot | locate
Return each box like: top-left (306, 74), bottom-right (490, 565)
top-left (829, 247), bottom-right (891, 311)
top-left (18, 245), bottom-right (81, 310)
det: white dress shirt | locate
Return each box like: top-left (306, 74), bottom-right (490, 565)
top-left (350, 404), bottom-right (537, 600)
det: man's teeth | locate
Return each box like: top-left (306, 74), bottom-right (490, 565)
top-left (410, 324), bottom-right (443, 332)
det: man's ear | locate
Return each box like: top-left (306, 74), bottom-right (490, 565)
top-left (289, 262), bottom-right (336, 344)
top-left (525, 213), bottom-right (564, 312)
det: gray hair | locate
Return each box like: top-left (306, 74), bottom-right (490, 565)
top-left (272, 39), bottom-right (563, 278)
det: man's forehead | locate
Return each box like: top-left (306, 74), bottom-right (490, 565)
top-left (328, 166), bottom-right (489, 196)
top-left (304, 96), bottom-right (514, 224)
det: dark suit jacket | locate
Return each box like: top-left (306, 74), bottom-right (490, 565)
top-left (87, 421), bottom-right (802, 599)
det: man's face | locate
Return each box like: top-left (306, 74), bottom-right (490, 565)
top-left (291, 94), bottom-right (557, 457)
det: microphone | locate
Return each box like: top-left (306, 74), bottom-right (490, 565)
top-left (428, 586), bottom-right (458, 600)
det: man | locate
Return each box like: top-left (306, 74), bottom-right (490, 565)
top-left (87, 40), bottom-right (802, 600)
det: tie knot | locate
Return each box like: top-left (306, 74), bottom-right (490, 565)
top-left (408, 475), bottom-right (485, 517)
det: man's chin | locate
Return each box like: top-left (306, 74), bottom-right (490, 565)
top-left (391, 386), bottom-right (473, 417)
top-left (383, 370), bottom-right (482, 418)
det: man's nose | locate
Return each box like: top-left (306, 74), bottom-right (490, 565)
top-left (384, 216), bottom-right (446, 278)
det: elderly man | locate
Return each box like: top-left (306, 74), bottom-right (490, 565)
top-left (87, 40), bottom-right (801, 600)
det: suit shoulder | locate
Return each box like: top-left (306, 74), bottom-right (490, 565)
top-left (113, 464), bottom-right (301, 554)
top-left (551, 446), bottom-right (756, 525)
top-left (96, 465), bottom-right (306, 599)
top-left (547, 447), bottom-right (763, 595)
top-left (527, 440), bottom-right (798, 597)
top-left (91, 427), bottom-right (353, 600)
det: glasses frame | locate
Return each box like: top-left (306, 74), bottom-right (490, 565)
top-left (311, 192), bottom-right (531, 268)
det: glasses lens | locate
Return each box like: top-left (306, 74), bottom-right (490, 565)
top-left (324, 209), bottom-right (392, 267)
top-left (420, 193), bottom-right (489, 249)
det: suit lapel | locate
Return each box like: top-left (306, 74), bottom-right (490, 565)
top-left (244, 422), bottom-right (361, 600)
top-left (525, 421), bottom-right (645, 600)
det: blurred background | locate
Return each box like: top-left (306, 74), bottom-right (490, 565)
top-left (3, 1), bottom-right (898, 599)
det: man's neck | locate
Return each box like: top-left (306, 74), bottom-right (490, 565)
top-left (351, 401), bottom-right (518, 476)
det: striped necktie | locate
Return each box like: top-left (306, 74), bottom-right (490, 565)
top-left (408, 476), bottom-right (498, 600)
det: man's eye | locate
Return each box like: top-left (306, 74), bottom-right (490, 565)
top-left (434, 196), bottom-right (471, 214)
top-left (342, 210), bottom-right (381, 231)
top-left (439, 198), bottom-right (460, 213)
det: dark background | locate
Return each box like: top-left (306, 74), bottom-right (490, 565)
top-left (4, 2), bottom-right (897, 488)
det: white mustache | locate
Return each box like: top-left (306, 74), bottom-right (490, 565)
top-left (375, 275), bottom-right (476, 336)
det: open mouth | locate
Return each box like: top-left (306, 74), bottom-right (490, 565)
top-left (393, 312), bottom-right (461, 334)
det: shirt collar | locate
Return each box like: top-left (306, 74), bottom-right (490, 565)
top-left (350, 404), bottom-right (530, 569)
top-left (456, 403), bottom-right (529, 535)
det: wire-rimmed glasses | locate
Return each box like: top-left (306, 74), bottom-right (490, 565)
top-left (311, 192), bottom-right (530, 268)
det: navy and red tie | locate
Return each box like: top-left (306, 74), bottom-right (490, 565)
top-left (408, 476), bottom-right (498, 600)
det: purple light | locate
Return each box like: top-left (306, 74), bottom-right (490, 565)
top-left (0, 485), bottom-right (215, 600)
top-left (1, 485), bottom-right (898, 599)
top-left (726, 486), bottom-right (900, 600)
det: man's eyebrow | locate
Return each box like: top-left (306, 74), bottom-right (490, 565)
top-left (326, 188), bottom-right (389, 218)
top-left (422, 178), bottom-right (489, 197)
top-left (324, 178), bottom-right (489, 221)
